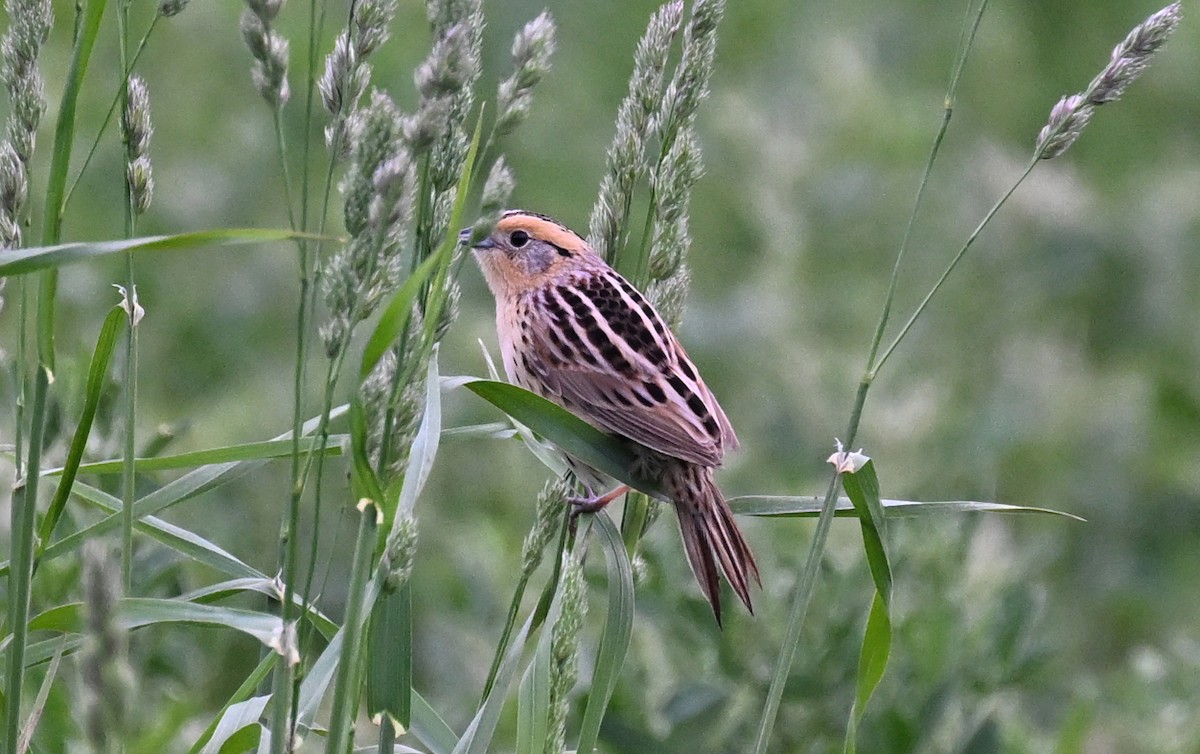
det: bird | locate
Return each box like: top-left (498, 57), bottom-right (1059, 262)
top-left (466, 209), bottom-right (760, 624)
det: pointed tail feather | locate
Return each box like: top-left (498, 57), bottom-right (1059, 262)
top-left (669, 464), bottom-right (760, 624)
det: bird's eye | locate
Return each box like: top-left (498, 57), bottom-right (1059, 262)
top-left (509, 229), bottom-right (530, 248)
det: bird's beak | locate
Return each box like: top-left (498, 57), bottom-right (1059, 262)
top-left (459, 226), bottom-right (495, 249)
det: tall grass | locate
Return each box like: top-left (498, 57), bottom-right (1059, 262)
top-left (0, 1), bottom-right (1184, 753)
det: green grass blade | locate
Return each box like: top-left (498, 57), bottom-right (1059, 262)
top-left (0, 229), bottom-right (323, 276)
top-left (515, 623), bottom-right (551, 754)
top-left (464, 380), bottom-right (665, 499)
top-left (48, 435), bottom-right (346, 476)
top-left (28, 407), bottom-right (350, 571)
top-left (575, 511), bottom-right (634, 754)
top-left (21, 598), bottom-right (285, 650)
top-left (409, 691), bottom-right (458, 754)
top-left (841, 461), bottom-right (891, 602)
top-left (843, 592), bottom-right (892, 754)
top-left (728, 496), bottom-right (1085, 521)
top-left (186, 654), bottom-right (276, 754)
top-left (296, 628), bottom-right (343, 735)
top-left (365, 584), bottom-right (412, 731)
top-left (326, 502), bottom-right (380, 754)
top-left (197, 694), bottom-right (271, 754)
top-left (358, 250), bottom-right (443, 382)
top-left (180, 578), bottom-right (337, 640)
top-left (36, 459), bottom-right (260, 568)
top-left (839, 461), bottom-right (891, 752)
top-left (38, 306), bottom-right (124, 547)
top-left (394, 347), bottom-right (442, 520)
top-left (62, 480), bottom-right (267, 581)
top-left (4, 366), bottom-right (49, 754)
top-left (452, 614), bottom-right (535, 754)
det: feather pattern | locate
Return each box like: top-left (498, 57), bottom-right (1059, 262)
top-left (473, 209), bottom-right (759, 623)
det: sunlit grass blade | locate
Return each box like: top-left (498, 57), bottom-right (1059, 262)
top-left (48, 435), bottom-right (346, 476)
top-left (729, 496), bottom-right (1085, 521)
top-left (0, 228), bottom-right (326, 275)
top-left (197, 694), bottom-right (271, 754)
top-left (575, 511), bottom-right (634, 754)
top-left (38, 306), bottom-right (124, 549)
top-left (186, 654), bottom-right (275, 754)
top-left (464, 379), bottom-right (665, 499)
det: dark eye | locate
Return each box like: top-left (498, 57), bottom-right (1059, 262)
top-left (509, 229), bottom-right (530, 248)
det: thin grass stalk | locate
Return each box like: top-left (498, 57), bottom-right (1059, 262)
top-left (865, 0), bottom-right (987, 371)
top-left (325, 500), bottom-right (380, 754)
top-left (38, 0), bottom-right (107, 359)
top-left (753, 3), bottom-right (987, 749)
top-left (61, 14), bottom-right (160, 212)
top-left (116, 0), bottom-right (135, 596)
top-left (3, 365), bottom-right (49, 754)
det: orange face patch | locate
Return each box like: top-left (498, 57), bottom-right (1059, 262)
top-left (496, 212), bottom-right (587, 253)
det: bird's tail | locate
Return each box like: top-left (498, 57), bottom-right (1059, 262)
top-left (668, 463), bottom-right (761, 625)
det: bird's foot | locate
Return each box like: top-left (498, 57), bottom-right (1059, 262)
top-left (567, 485), bottom-right (631, 532)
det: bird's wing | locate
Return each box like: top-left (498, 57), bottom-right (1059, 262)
top-left (518, 269), bottom-right (737, 467)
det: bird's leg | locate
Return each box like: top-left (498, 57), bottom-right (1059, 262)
top-left (567, 484), bottom-right (631, 518)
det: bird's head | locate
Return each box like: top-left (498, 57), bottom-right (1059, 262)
top-left (464, 210), bottom-right (592, 298)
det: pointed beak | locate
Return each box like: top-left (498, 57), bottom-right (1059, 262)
top-left (459, 226), bottom-right (495, 249)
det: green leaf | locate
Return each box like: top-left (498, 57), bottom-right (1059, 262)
top-left (198, 695), bottom-right (270, 754)
top-left (186, 655), bottom-right (275, 754)
top-left (464, 380), bottom-right (665, 500)
top-left (21, 598), bottom-right (285, 653)
top-left (47, 436), bottom-right (345, 476)
top-left (453, 615), bottom-right (535, 754)
top-left (575, 512), bottom-right (635, 754)
top-left (729, 496), bottom-right (1085, 521)
top-left (10, 406), bottom-right (350, 575)
top-left (366, 584), bottom-right (412, 731)
top-left (841, 460), bottom-right (891, 603)
top-left (359, 248), bottom-right (443, 382)
top-left (394, 347), bottom-right (442, 519)
top-left (515, 618), bottom-right (551, 754)
top-left (63, 480), bottom-right (267, 581)
top-left (38, 306), bottom-right (124, 549)
top-left (325, 504), bottom-right (380, 754)
top-left (409, 691), bottom-right (459, 754)
top-left (0, 228), bottom-right (320, 275)
top-left (180, 578), bottom-right (337, 640)
top-left (349, 398), bottom-right (386, 504)
top-left (843, 592), bottom-right (892, 754)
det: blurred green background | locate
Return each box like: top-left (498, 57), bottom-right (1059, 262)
top-left (4, 0), bottom-right (1199, 751)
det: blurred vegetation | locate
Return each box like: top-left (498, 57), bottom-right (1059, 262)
top-left (2, 0), bottom-right (1198, 752)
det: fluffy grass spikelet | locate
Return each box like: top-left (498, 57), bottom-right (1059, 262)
top-left (123, 76), bottom-right (154, 215)
top-left (588, 0), bottom-right (683, 262)
top-left (495, 11), bottom-right (556, 135)
top-left (546, 553), bottom-right (587, 754)
top-left (321, 92), bottom-right (415, 355)
top-left (1036, 2), bottom-right (1181, 159)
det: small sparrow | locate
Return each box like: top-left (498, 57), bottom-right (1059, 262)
top-left (467, 210), bottom-right (760, 623)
